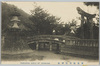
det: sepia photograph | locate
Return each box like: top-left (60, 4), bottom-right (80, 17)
top-left (1, 2), bottom-right (99, 65)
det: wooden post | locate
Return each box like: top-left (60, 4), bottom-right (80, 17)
top-left (43, 43), bottom-right (45, 48)
top-left (49, 42), bottom-right (52, 51)
top-left (36, 42), bottom-right (39, 50)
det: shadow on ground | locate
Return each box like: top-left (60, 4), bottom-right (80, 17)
top-left (1, 52), bottom-right (44, 61)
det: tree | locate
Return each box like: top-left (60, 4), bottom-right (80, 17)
top-left (2, 2), bottom-right (34, 36)
top-left (84, 2), bottom-right (99, 9)
top-left (29, 6), bottom-right (61, 35)
top-left (2, 2), bottom-right (34, 51)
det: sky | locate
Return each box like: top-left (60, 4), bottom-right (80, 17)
top-left (4, 2), bottom-right (99, 25)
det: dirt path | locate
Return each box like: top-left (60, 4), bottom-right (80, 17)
top-left (34, 51), bottom-right (64, 60)
top-left (1, 50), bottom-right (99, 65)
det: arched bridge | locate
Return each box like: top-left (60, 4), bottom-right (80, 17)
top-left (27, 35), bottom-right (66, 51)
top-left (27, 35), bottom-right (99, 57)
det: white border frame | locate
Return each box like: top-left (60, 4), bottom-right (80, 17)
top-left (0, 0), bottom-right (100, 66)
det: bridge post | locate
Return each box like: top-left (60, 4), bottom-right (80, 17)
top-left (49, 42), bottom-right (52, 51)
top-left (36, 42), bottom-right (39, 50)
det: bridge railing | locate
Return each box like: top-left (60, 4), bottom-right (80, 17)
top-left (61, 39), bottom-right (99, 56)
top-left (65, 39), bottom-right (99, 47)
top-left (27, 35), bottom-right (99, 47)
top-left (27, 35), bottom-right (65, 42)
top-left (27, 35), bottom-right (64, 39)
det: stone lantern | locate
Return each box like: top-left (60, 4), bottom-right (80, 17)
top-left (3, 8), bottom-right (30, 52)
top-left (10, 8), bottom-right (21, 29)
top-left (7, 8), bottom-right (21, 51)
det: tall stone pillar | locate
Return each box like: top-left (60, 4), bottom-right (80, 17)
top-left (81, 15), bottom-right (84, 39)
top-left (89, 18), bottom-right (94, 39)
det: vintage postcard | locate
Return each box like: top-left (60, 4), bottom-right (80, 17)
top-left (1, 1), bottom-right (99, 65)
